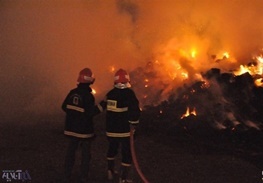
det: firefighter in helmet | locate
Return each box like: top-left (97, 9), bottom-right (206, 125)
top-left (98, 68), bottom-right (141, 183)
top-left (62, 68), bottom-right (101, 183)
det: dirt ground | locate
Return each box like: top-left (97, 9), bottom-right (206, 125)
top-left (0, 114), bottom-right (262, 183)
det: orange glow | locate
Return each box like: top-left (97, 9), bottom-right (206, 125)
top-left (234, 54), bottom-right (263, 76)
top-left (256, 56), bottom-right (263, 75)
top-left (181, 72), bottom-right (188, 79)
top-left (91, 88), bottom-right (96, 95)
top-left (223, 52), bottom-right (229, 58)
top-left (191, 107), bottom-right (197, 116)
top-left (109, 66), bottom-right (115, 73)
top-left (191, 50), bottom-right (196, 58)
top-left (234, 65), bottom-right (250, 75)
top-left (201, 81), bottom-right (210, 89)
top-left (255, 78), bottom-right (263, 87)
top-left (181, 107), bottom-right (190, 119)
top-left (181, 107), bottom-right (197, 119)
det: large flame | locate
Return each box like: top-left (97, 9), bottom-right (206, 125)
top-left (134, 43), bottom-right (263, 106)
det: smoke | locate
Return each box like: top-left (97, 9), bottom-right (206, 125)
top-left (0, 0), bottom-right (263, 122)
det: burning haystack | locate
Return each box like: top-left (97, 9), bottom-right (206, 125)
top-left (130, 53), bottom-right (263, 136)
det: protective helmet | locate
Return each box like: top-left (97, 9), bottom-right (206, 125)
top-left (114, 69), bottom-right (130, 84)
top-left (77, 68), bottom-right (95, 84)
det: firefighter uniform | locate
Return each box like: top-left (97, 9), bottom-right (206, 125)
top-left (62, 68), bottom-right (101, 182)
top-left (99, 69), bottom-right (141, 183)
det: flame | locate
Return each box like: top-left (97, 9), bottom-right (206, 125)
top-left (181, 107), bottom-right (197, 119)
top-left (191, 107), bottom-right (197, 116)
top-left (234, 54), bottom-right (263, 76)
top-left (256, 56), bottom-right (263, 75)
top-left (223, 52), bottom-right (229, 59)
top-left (91, 88), bottom-right (96, 95)
top-left (255, 78), bottom-right (263, 87)
top-left (181, 107), bottom-right (190, 119)
top-left (191, 50), bottom-right (196, 58)
top-left (138, 37), bottom-right (263, 107)
top-left (234, 65), bottom-right (250, 75)
top-left (181, 72), bottom-right (188, 79)
top-left (201, 81), bottom-right (210, 89)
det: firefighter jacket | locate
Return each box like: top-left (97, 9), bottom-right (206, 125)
top-left (62, 83), bottom-right (101, 139)
top-left (99, 87), bottom-right (141, 138)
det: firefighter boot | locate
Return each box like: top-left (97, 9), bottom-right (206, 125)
top-left (119, 166), bottom-right (132, 183)
top-left (107, 159), bottom-right (118, 181)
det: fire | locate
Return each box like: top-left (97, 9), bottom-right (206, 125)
top-left (180, 107), bottom-right (197, 119)
top-left (223, 52), bottom-right (229, 59)
top-left (200, 81), bottom-right (210, 89)
top-left (91, 88), bottom-right (96, 95)
top-left (233, 65), bottom-right (250, 75)
top-left (109, 66), bottom-right (116, 73)
top-left (135, 35), bottom-right (263, 108)
top-left (255, 78), bottom-right (263, 87)
top-left (181, 72), bottom-right (188, 79)
top-left (256, 56), bottom-right (263, 75)
top-left (191, 50), bottom-right (196, 58)
top-left (191, 107), bottom-right (197, 116)
top-left (144, 78), bottom-right (149, 88)
top-left (234, 54), bottom-right (263, 76)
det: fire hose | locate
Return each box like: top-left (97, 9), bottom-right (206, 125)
top-left (130, 126), bottom-right (150, 183)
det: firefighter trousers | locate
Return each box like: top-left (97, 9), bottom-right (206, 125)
top-left (64, 137), bottom-right (92, 181)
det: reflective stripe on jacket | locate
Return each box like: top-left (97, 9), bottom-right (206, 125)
top-left (62, 84), bottom-right (100, 139)
top-left (100, 87), bottom-right (141, 137)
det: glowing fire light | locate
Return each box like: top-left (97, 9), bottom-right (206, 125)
top-left (191, 108), bottom-right (197, 116)
top-left (234, 55), bottom-right (263, 76)
top-left (255, 78), bottom-right (263, 87)
top-left (181, 72), bottom-right (188, 79)
top-left (234, 65), bottom-right (251, 76)
top-left (191, 50), bottom-right (196, 58)
top-left (256, 56), bottom-right (263, 74)
top-left (91, 88), bottom-right (96, 95)
top-left (109, 66), bottom-right (115, 73)
top-left (223, 52), bottom-right (229, 58)
top-left (180, 107), bottom-right (197, 119)
top-left (201, 81), bottom-right (210, 89)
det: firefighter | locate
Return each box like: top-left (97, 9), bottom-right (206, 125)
top-left (62, 68), bottom-right (101, 183)
top-left (98, 69), bottom-right (141, 183)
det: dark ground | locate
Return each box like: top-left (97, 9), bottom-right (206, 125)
top-left (0, 113), bottom-right (263, 183)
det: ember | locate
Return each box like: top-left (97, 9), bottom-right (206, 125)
top-left (180, 107), bottom-right (197, 119)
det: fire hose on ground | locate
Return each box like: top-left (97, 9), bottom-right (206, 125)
top-left (130, 126), bottom-right (150, 183)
